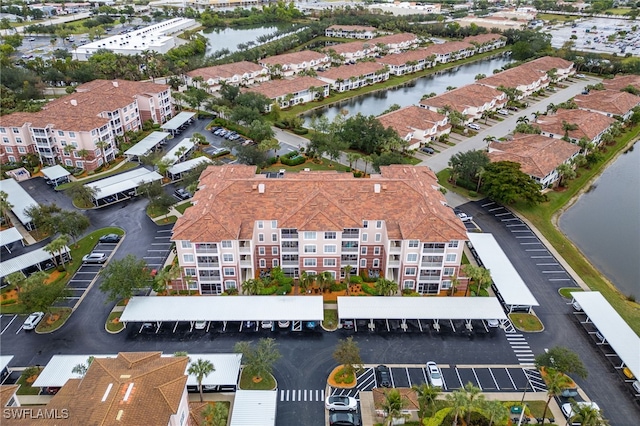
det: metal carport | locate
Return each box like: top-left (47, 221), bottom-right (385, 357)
top-left (185, 354), bottom-right (242, 392)
top-left (33, 355), bottom-right (116, 387)
top-left (467, 233), bottom-right (539, 312)
top-left (161, 138), bottom-right (195, 165)
top-left (41, 165), bottom-right (70, 186)
top-left (0, 227), bottom-right (24, 253)
top-left (124, 131), bottom-right (171, 161)
top-left (160, 112), bottom-right (196, 136)
top-left (0, 245), bottom-right (70, 280)
top-left (230, 390), bottom-right (277, 426)
top-left (0, 178), bottom-right (38, 230)
top-left (86, 168), bottom-right (163, 205)
top-left (167, 157), bottom-right (212, 181)
top-left (337, 296), bottom-right (507, 332)
top-left (571, 291), bottom-right (640, 380)
top-left (120, 296), bottom-right (324, 332)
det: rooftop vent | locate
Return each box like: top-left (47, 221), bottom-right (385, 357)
top-left (258, 183), bottom-right (265, 194)
top-left (112, 81), bottom-right (119, 88)
top-left (374, 183), bottom-right (381, 193)
top-left (70, 99), bottom-right (77, 106)
top-left (101, 383), bottom-right (113, 402)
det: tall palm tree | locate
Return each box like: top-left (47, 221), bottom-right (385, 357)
top-left (482, 399), bottom-right (509, 426)
top-left (569, 402), bottom-right (608, 426)
top-left (381, 389), bottom-right (409, 426)
top-left (44, 235), bottom-right (68, 269)
top-left (343, 265), bottom-right (353, 295)
top-left (346, 152), bottom-right (360, 171)
top-left (0, 190), bottom-right (13, 226)
top-left (361, 155), bottom-right (372, 176)
top-left (76, 148), bottom-right (90, 169)
top-left (542, 369), bottom-right (572, 423)
top-left (462, 382), bottom-right (484, 425)
top-left (446, 390), bottom-right (468, 426)
top-left (188, 358), bottom-right (215, 402)
top-left (95, 140), bottom-right (109, 165)
top-left (412, 383), bottom-right (441, 422)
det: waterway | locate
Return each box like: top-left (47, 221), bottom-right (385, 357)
top-left (559, 143), bottom-right (640, 299)
top-left (303, 54), bottom-right (513, 124)
top-left (200, 24), bottom-right (293, 56)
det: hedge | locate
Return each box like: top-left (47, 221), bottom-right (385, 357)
top-left (349, 275), bottom-right (363, 284)
top-left (292, 128), bottom-right (308, 135)
top-left (361, 283), bottom-right (378, 295)
top-left (424, 408), bottom-right (452, 426)
top-left (330, 282), bottom-right (347, 292)
top-left (280, 154), bottom-right (306, 167)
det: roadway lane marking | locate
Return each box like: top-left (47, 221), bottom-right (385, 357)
top-left (1, 315), bottom-right (18, 335)
top-left (536, 263), bottom-right (559, 266)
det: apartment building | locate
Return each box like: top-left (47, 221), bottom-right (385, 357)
top-left (574, 89), bottom-right (640, 121)
top-left (186, 61), bottom-right (269, 92)
top-left (377, 48), bottom-right (437, 76)
top-left (602, 74), bottom-right (640, 92)
top-left (316, 62), bottom-right (390, 92)
top-left (535, 108), bottom-right (615, 145)
top-left (463, 34), bottom-right (507, 53)
top-left (245, 77), bottom-right (330, 111)
top-left (423, 40), bottom-right (475, 64)
top-left (372, 32), bottom-right (420, 53)
top-left (419, 84), bottom-right (507, 121)
top-left (258, 50), bottom-right (330, 77)
top-left (171, 165), bottom-right (468, 296)
top-left (325, 24), bottom-right (377, 39)
top-left (0, 80), bottom-right (172, 171)
top-left (377, 106), bottom-right (450, 149)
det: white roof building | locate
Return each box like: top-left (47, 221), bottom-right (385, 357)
top-left (0, 178), bottom-right (38, 230)
top-left (229, 390), bottom-right (277, 426)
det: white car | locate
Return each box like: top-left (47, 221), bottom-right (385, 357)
top-left (467, 123), bottom-right (481, 131)
top-left (23, 312), bottom-right (45, 330)
top-left (261, 321), bottom-right (273, 330)
top-left (194, 321), bottom-right (207, 330)
top-left (572, 300), bottom-right (582, 311)
top-left (325, 395), bottom-right (358, 411)
top-left (632, 380), bottom-right (640, 395)
top-left (497, 109), bottom-right (509, 116)
top-left (576, 74), bottom-right (586, 78)
top-left (278, 321), bottom-right (290, 329)
top-left (561, 401), bottom-right (600, 419)
top-left (487, 319), bottom-right (500, 328)
top-left (457, 212), bottom-right (473, 222)
top-left (426, 361), bottom-right (443, 387)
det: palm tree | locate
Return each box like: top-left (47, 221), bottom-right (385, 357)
top-left (188, 358), bottom-right (215, 402)
top-left (95, 140), bottom-right (109, 165)
top-left (569, 402), bottom-right (609, 425)
top-left (482, 399), bottom-right (509, 426)
top-left (412, 383), bottom-right (441, 421)
top-left (346, 152), bottom-right (360, 171)
top-left (374, 278), bottom-right (398, 296)
top-left (241, 278), bottom-right (264, 295)
top-left (76, 149), bottom-right (90, 169)
top-left (556, 163), bottom-right (576, 188)
top-left (361, 155), bottom-right (372, 176)
top-left (446, 389), bottom-right (468, 426)
top-left (542, 369), bottom-right (572, 423)
top-left (343, 265), bottom-right (353, 295)
top-left (475, 166), bottom-right (485, 193)
top-left (516, 116), bottom-right (530, 125)
top-left (299, 271), bottom-right (314, 294)
top-left (0, 190), bottom-right (13, 226)
top-left (562, 121), bottom-right (579, 139)
top-left (44, 235), bottom-right (70, 270)
top-left (462, 382), bottom-right (484, 426)
top-left (381, 389), bottom-right (409, 426)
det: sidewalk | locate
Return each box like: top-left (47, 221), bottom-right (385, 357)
top-left (7, 210), bottom-right (36, 245)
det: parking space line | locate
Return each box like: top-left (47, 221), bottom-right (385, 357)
top-left (472, 368), bottom-right (482, 391)
top-left (530, 256), bottom-right (552, 258)
top-left (454, 368), bottom-right (463, 390)
top-left (525, 248), bottom-right (547, 251)
top-left (501, 218), bottom-right (519, 222)
top-left (157, 229), bottom-right (172, 233)
top-left (548, 278), bottom-right (571, 281)
top-left (1, 315), bottom-right (17, 335)
top-left (536, 263), bottom-right (559, 266)
top-left (505, 368), bottom-right (517, 389)
top-left (506, 224), bottom-right (526, 227)
top-left (488, 207), bottom-right (504, 212)
top-left (515, 236), bottom-right (537, 239)
top-left (481, 202), bottom-right (495, 207)
top-left (405, 367), bottom-right (411, 388)
top-left (298, 390), bottom-right (301, 401)
top-left (488, 368), bottom-right (500, 390)
top-left (154, 236), bottom-right (171, 239)
top-left (494, 212), bottom-right (512, 216)
top-left (510, 230), bottom-right (531, 233)
top-left (542, 270), bottom-right (567, 274)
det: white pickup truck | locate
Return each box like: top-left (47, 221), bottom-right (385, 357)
top-left (457, 212), bottom-right (473, 223)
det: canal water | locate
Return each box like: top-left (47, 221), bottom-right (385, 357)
top-left (559, 143), bottom-right (640, 299)
top-left (303, 54), bottom-right (513, 124)
top-left (200, 24), bottom-right (293, 55)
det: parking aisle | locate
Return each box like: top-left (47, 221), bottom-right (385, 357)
top-left (0, 314), bottom-right (21, 336)
top-left (143, 226), bottom-right (173, 272)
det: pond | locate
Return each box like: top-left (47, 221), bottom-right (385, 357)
top-left (559, 143), bottom-right (640, 299)
top-left (200, 24), bottom-right (294, 56)
top-left (303, 54), bottom-right (513, 125)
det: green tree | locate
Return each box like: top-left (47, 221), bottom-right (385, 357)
top-left (343, 265), bottom-right (353, 296)
top-left (482, 399), bottom-right (509, 426)
top-left (568, 402), bottom-right (608, 425)
top-left (98, 255), bottom-right (153, 302)
top-left (20, 271), bottom-right (68, 314)
top-left (43, 235), bottom-right (70, 269)
top-left (448, 150), bottom-right (490, 187)
top-left (241, 278), bottom-right (264, 295)
top-left (234, 338), bottom-right (281, 382)
top-left (446, 389), bottom-right (468, 426)
top-left (556, 163), bottom-right (576, 188)
top-left (535, 346), bottom-right (588, 379)
top-left (381, 389), bottom-right (409, 426)
top-left (153, 264), bottom-right (181, 293)
top-left (54, 211), bottom-right (90, 244)
top-left (333, 336), bottom-right (363, 376)
top-left (66, 182), bottom-right (98, 208)
top-left (374, 278), bottom-right (398, 296)
top-left (71, 356), bottom-right (95, 377)
top-left (346, 152), bottom-right (361, 171)
top-left (24, 204), bottom-right (62, 237)
top-left (188, 358), bottom-right (215, 402)
top-left (541, 368), bottom-right (572, 423)
top-left (412, 383), bottom-right (441, 421)
top-left (461, 264), bottom-right (491, 296)
top-left (0, 190), bottom-right (13, 226)
top-left (461, 382), bottom-right (485, 425)
top-left (202, 402), bottom-right (228, 426)
top-left (482, 161), bottom-right (546, 205)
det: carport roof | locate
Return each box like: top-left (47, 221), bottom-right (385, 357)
top-left (185, 354), bottom-right (242, 387)
top-left (41, 165), bottom-right (70, 181)
top-left (229, 390), bottom-right (277, 426)
top-left (161, 112), bottom-right (196, 131)
top-left (33, 355), bottom-right (116, 387)
top-left (0, 246), bottom-right (70, 279)
top-left (86, 168), bottom-right (163, 200)
top-left (167, 157), bottom-right (213, 176)
top-left (124, 131), bottom-right (170, 157)
top-left (572, 291), bottom-right (640, 379)
top-left (0, 178), bottom-right (38, 226)
top-left (161, 138), bottom-right (195, 165)
top-left (337, 296), bottom-right (507, 320)
top-left (467, 233), bottom-right (539, 307)
top-left (120, 296), bottom-right (324, 322)
top-left (0, 355), bottom-right (14, 373)
top-left (0, 227), bottom-right (23, 247)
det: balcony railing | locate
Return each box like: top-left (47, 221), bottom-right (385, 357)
top-left (282, 246), bottom-right (298, 253)
top-left (342, 232), bottom-right (359, 239)
top-left (421, 262), bottom-right (443, 268)
top-left (282, 260), bottom-right (299, 267)
top-left (240, 260), bottom-right (252, 267)
top-left (387, 260), bottom-right (400, 267)
top-left (239, 246), bottom-right (251, 253)
top-left (197, 262), bottom-right (219, 268)
top-left (422, 247), bottom-right (445, 254)
top-left (195, 246), bottom-right (218, 254)
top-left (341, 260), bottom-right (358, 266)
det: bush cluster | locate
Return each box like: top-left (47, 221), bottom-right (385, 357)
top-left (280, 151), bottom-right (306, 166)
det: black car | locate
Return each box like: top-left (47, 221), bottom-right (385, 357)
top-left (174, 188), bottom-right (192, 200)
top-left (375, 365), bottom-right (391, 388)
top-left (420, 146), bottom-right (435, 154)
top-left (329, 412), bottom-right (359, 426)
top-left (99, 234), bottom-right (121, 243)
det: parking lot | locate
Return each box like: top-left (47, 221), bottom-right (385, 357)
top-left (546, 17), bottom-right (640, 56)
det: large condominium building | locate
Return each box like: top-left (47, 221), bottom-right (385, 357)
top-left (0, 80), bottom-right (172, 171)
top-left (172, 165), bottom-right (469, 296)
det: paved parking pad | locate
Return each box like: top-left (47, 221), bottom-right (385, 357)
top-left (0, 315), bottom-right (21, 336)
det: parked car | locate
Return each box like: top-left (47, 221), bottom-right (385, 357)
top-left (261, 321), bottom-right (273, 330)
top-left (341, 319), bottom-right (354, 330)
top-left (174, 188), bottom-right (192, 200)
top-left (507, 106), bottom-right (519, 111)
top-left (22, 312), bottom-right (45, 330)
top-left (576, 74), bottom-right (586, 78)
top-left (426, 361), bottom-right (443, 387)
top-left (560, 387), bottom-right (579, 398)
top-left (487, 319), bottom-right (500, 328)
top-left (467, 123), bottom-right (481, 131)
top-left (595, 330), bottom-right (604, 342)
top-left (497, 109), bottom-right (509, 116)
top-left (632, 380), bottom-right (640, 395)
top-left (420, 146), bottom-right (435, 154)
top-left (375, 365), bottom-right (391, 388)
top-left (571, 300), bottom-right (582, 311)
top-left (457, 212), bottom-right (473, 222)
top-left (194, 321), bottom-right (207, 330)
top-left (561, 401), bottom-right (600, 420)
top-left (325, 395), bottom-right (358, 411)
top-left (329, 412), bottom-right (359, 426)
top-left (278, 321), bottom-right (290, 329)
top-left (82, 252), bottom-right (107, 264)
top-left (99, 233), bottom-right (121, 243)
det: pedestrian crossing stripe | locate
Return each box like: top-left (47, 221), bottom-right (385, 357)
top-left (279, 389), bottom-right (325, 402)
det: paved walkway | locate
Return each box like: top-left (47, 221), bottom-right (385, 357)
top-left (6, 210), bottom-right (36, 245)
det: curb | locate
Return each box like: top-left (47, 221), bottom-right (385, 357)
top-left (104, 307), bottom-right (125, 334)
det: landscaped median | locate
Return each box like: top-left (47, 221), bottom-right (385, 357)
top-left (509, 312), bottom-right (544, 332)
top-left (36, 307), bottom-right (72, 334)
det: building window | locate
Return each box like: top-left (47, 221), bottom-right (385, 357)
top-left (363, 220), bottom-right (368, 228)
top-left (257, 221), bottom-right (264, 229)
top-left (324, 231), bottom-right (336, 239)
top-left (441, 280), bottom-right (452, 290)
top-left (304, 231), bottom-right (316, 240)
top-left (271, 220), bottom-right (277, 228)
top-left (372, 259), bottom-right (379, 268)
top-left (258, 233), bottom-right (264, 242)
top-left (221, 241), bottom-right (232, 248)
top-left (8, 156), bottom-right (15, 162)
top-left (448, 240), bottom-right (459, 248)
top-left (324, 245), bottom-right (336, 254)
top-left (181, 241), bottom-right (192, 249)
top-left (69, 132), bottom-right (75, 138)
top-left (360, 259), bottom-right (366, 268)
top-left (259, 259), bottom-right (266, 268)
top-left (443, 267), bottom-right (455, 276)
top-left (4, 147), bottom-right (12, 153)
top-left (446, 253), bottom-right (457, 262)
top-left (272, 259), bottom-right (279, 267)
top-left (304, 245), bottom-right (316, 253)
top-left (17, 147), bottom-right (26, 153)
top-left (361, 233), bottom-right (368, 242)
top-left (409, 240), bottom-right (419, 248)
top-left (404, 267), bottom-right (417, 276)
top-left (183, 254), bottom-right (195, 262)
top-left (225, 280), bottom-right (237, 289)
top-left (224, 267), bottom-right (235, 276)
top-left (65, 159), bottom-right (72, 166)
top-left (376, 220), bottom-right (382, 228)
top-left (272, 247), bottom-right (279, 255)
top-left (407, 253), bottom-right (418, 262)
top-left (223, 254), bottom-right (234, 263)
top-left (184, 268), bottom-right (196, 276)
top-left (271, 233), bottom-right (278, 242)
top-left (374, 247), bottom-right (381, 255)
top-left (15, 138), bottom-right (22, 144)
top-left (12, 128), bottom-right (19, 133)
top-left (304, 258), bottom-right (317, 267)
top-left (403, 280), bottom-right (415, 289)
top-left (75, 161), bottom-right (83, 168)
top-left (2, 137), bottom-right (8, 144)
top-left (259, 247), bottom-right (265, 255)
top-left (375, 233), bottom-right (381, 242)
top-left (324, 258), bottom-right (336, 267)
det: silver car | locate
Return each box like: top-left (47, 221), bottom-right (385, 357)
top-left (426, 361), bottom-right (443, 387)
top-left (325, 395), bottom-right (357, 411)
top-left (23, 312), bottom-right (45, 330)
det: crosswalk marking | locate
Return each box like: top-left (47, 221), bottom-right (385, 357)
top-left (279, 389), bottom-right (325, 402)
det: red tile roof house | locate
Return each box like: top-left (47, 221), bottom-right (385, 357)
top-left (519, 56), bottom-right (575, 81)
top-left (258, 50), bottom-right (330, 77)
top-left (323, 40), bottom-right (378, 64)
top-left (186, 61), bottom-right (269, 92)
top-left (372, 32), bottom-right (420, 53)
top-left (171, 164), bottom-right (469, 295)
top-left (377, 48), bottom-right (437, 76)
top-left (463, 33), bottom-right (507, 53)
top-left (245, 76), bottom-right (330, 111)
top-left (574, 89), bottom-right (640, 121)
top-left (325, 24), bottom-right (378, 39)
top-left (535, 108), bottom-right (616, 146)
top-left (0, 80), bottom-right (171, 171)
top-left (477, 65), bottom-right (549, 98)
top-left (419, 84), bottom-right (507, 122)
top-left (488, 133), bottom-right (580, 188)
top-left (602, 74), bottom-right (640, 92)
top-left (316, 62), bottom-right (389, 92)
top-left (377, 106), bottom-right (450, 150)
top-left (423, 40), bottom-right (475, 64)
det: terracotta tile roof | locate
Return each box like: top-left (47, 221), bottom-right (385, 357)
top-left (188, 401), bottom-right (210, 426)
top-left (574, 89), bottom-right (640, 116)
top-left (463, 33), bottom-right (506, 44)
top-left (372, 388), bottom-right (419, 411)
top-left (75, 79), bottom-right (169, 96)
top-left (0, 104), bottom-right (110, 132)
top-left (6, 352), bottom-right (189, 426)
top-left (535, 108), bottom-right (615, 140)
top-left (371, 32), bottom-right (418, 46)
top-left (327, 24), bottom-right (377, 32)
top-left (259, 50), bottom-right (327, 67)
top-left (187, 61), bottom-right (265, 80)
top-left (376, 48), bottom-right (434, 66)
top-left (520, 56), bottom-right (574, 73)
top-left (319, 62), bottom-right (386, 81)
top-left (377, 105), bottom-right (446, 135)
top-left (0, 385), bottom-right (19, 407)
top-left (603, 74), bottom-right (640, 91)
top-left (245, 76), bottom-right (328, 99)
top-left (488, 133), bottom-right (580, 179)
top-left (477, 65), bottom-right (545, 89)
top-left (423, 41), bottom-right (473, 55)
top-left (323, 40), bottom-right (371, 55)
top-left (419, 84), bottom-right (505, 113)
top-left (172, 165), bottom-right (468, 243)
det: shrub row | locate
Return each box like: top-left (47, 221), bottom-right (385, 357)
top-left (330, 282), bottom-right (347, 292)
top-left (361, 283), bottom-right (378, 295)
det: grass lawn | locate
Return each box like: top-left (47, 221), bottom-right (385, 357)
top-left (56, 161), bottom-right (139, 191)
top-left (154, 215), bottom-right (177, 225)
top-left (261, 159), bottom-right (350, 173)
top-left (106, 311), bottom-right (124, 333)
top-left (503, 400), bottom-right (548, 418)
top-left (147, 204), bottom-right (170, 218)
top-left (16, 367), bottom-right (44, 395)
top-left (604, 8), bottom-right (632, 15)
top-left (559, 287), bottom-right (584, 299)
top-left (36, 307), bottom-right (72, 333)
top-left (323, 308), bottom-right (338, 329)
top-left (175, 202), bottom-right (192, 214)
top-left (238, 370), bottom-right (276, 390)
top-left (510, 313), bottom-right (544, 332)
top-left (537, 13), bottom-right (578, 21)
